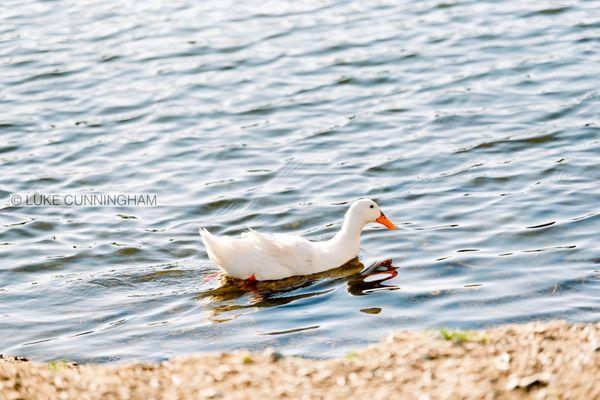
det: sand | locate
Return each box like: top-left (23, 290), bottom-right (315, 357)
top-left (1, 321), bottom-right (598, 400)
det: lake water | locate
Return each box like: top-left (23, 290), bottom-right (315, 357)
top-left (1, 0), bottom-right (599, 363)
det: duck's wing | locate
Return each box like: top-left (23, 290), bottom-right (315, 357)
top-left (245, 230), bottom-right (323, 277)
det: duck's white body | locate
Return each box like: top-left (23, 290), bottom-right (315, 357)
top-left (199, 199), bottom-right (396, 281)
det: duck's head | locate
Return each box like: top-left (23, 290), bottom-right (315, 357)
top-left (348, 198), bottom-right (397, 230)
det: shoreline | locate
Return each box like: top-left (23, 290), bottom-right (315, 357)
top-left (1, 320), bottom-right (598, 399)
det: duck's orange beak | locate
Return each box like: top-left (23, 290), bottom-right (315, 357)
top-left (376, 212), bottom-right (397, 230)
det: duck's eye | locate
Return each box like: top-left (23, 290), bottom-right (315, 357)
top-left (370, 205), bottom-right (374, 209)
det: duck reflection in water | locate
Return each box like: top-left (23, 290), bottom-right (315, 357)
top-left (196, 258), bottom-right (399, 322)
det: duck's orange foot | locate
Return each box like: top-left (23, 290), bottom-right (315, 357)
top-left (243, 274), bottom-right (258, 289)
top-left (374, 259), bottom-right (393, 268)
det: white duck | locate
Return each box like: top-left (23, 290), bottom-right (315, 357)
top-left (199, 198), bottom-right (396, 281)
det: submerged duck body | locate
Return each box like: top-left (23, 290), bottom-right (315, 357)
top-left (199, 199), bottom-right (396, 281)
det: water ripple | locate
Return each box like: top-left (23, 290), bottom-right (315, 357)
top-left (0, 0), bottom-right (598, 363)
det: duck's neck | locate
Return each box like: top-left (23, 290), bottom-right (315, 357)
top-left (328, 212), bottom-right (364, 260)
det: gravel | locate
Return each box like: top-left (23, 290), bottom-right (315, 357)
top-left (1, 321), bottom-right (598, 400)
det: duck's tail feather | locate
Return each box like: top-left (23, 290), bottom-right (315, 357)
top-left (199, 228), bottom-right (226, 268)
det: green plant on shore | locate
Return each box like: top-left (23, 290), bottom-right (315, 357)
top-left (48, 359), bottom-right (69, 371)
top-left (439, 328), bottom-right (488, 343)
top-left (345, 351), bottom-right (359, 360)
top-left (241, 354), bottom-right (254, 365)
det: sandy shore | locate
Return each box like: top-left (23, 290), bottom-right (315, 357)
top-left (1, 321), bottom-right (598, 400)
